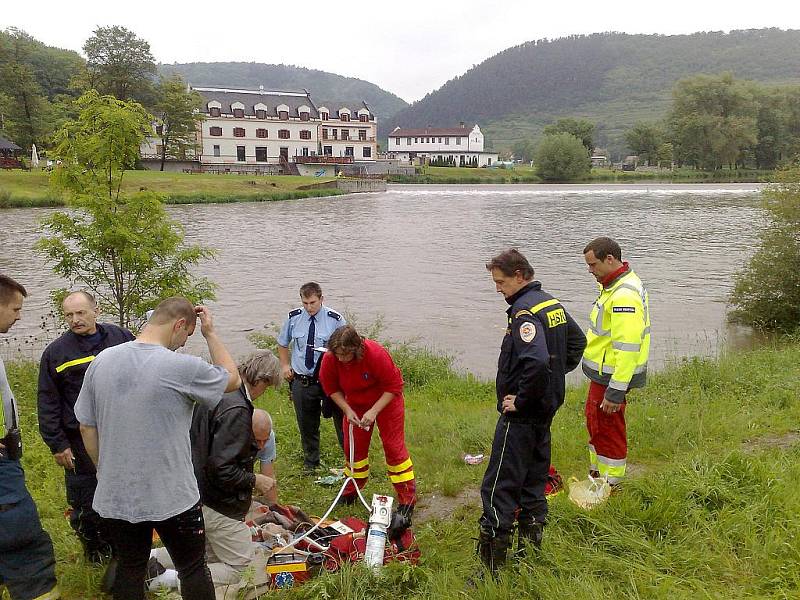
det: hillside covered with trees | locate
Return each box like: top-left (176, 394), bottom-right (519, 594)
top-left (385, 29), bottom-right (800, 157)
top-left (159, 62), bottom-right (408, 122)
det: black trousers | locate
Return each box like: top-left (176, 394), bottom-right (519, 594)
top-left (65, 428), bottom-right (113, 559)
top-left (0, 459), bottom-right (59, 600)
top-left (291, 380), bottom-right (344, 468)
top-left (479, 415), bottom-right (551, 536)
top-left (107, 502), bottom-right (214, 600)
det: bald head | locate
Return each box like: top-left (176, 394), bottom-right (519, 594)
top-left (252, 409), bottom-right (272, 450)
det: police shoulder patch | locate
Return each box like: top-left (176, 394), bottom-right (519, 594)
top-left (288, 308), bottom-right (302, 318)
top-left (612, 306), bottom-right (636, 313)
top-left (327, 310), bottom-right (342, 321)
top-left (519, 321), bottom-right (536, 343)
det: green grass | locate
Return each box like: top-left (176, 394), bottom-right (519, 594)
top-left (387, 165), bottom-right (541, 184)
top-left (5, 338), bottom-right (800, 599)
top-left (0, 170), bottom-right (341, 207)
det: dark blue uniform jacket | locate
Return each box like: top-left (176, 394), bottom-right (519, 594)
top-left (497, 282), bottom-right (586, 422)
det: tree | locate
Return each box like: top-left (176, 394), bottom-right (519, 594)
top-left (512, 138), bottom-right (536, 162)
top-left (534, 132), bottom-right (591, 181)
top-left (624, 122), bottom-right (663, 166)
top-left (82, 26), bottom-right (156, 103)
top-left (152, 76), bottom-right (203, 170)
top-left (36, 91), bottom-right (215, 329)
top-left (0, 28), bottom-right (53, 149)
top-left (729, 166), bottom-right (800, 331)
top-left (543, 118), bottom-right (595, 156)
top-left (667, 73), bottom-right (759, 170)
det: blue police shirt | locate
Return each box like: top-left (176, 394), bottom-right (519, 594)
top-left (277, 305), bottom-right (346, 376)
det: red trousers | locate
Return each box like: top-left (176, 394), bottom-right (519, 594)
top-left (341, 396), bottom-right (416, 506)
top-left (585, 381), bottom-right (627, 483)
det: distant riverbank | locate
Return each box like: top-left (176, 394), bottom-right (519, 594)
top-left (0, 166), bottom-right (774, 208)
top-left (387, 165), bottom-right (775, 184)
top-left (0, 170), bottom-right (343, 208)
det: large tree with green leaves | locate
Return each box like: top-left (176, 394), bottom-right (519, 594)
top-left (0, 28), bottom-right (54, 150)
top-left (543, 118), bottom-right (595, 156)
top-left (36, 91), bottom-right (215, 328)
top-left (152, 76), bottom-right (203, 170)
top-left (535, 132), bottom-right (591, 181)
top-left (624, 122), bottom-right (663, 166)
top-left (667, 73), bottom-right (759, 170)
top-left (82, 26), bottom-right (156, 104)
top-left (729, 166), bottom-right (800, 331)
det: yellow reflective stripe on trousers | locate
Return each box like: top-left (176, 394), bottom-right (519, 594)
top-left (388, 470), bottom-right (415, 484)
top-left (596, 455), bottom-right (626, 481)
top-left (350, 457), bottom-right (369, 469)
top-left (387, 457), bottom-right (413, 473)
top-left (344, 467), bottom-right (370, 479)
top-left (531, 299), bottom-right (559, 314)
top-left (55, 355), bottom-right (96, 373)
top-left (588, 445), bottom-right (598, 470)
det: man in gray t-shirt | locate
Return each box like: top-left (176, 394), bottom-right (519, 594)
top-left (76, 297), bottom-right (240, 600)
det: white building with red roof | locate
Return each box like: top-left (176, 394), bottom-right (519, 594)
top-left (386, 124), bottom-right (498, 167)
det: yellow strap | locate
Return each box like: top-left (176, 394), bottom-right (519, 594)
top-left (350, 457), bottom-right (370, 469)
top-left (266, 562), bottom-right (307, 574)
top-left (55, 355), bottom-right (95, 373)
top-left (386, 457), bottom-right (413, 473)
top-left (530, 299), bottom-right (559, 314)
top-left (344, 467), bottom-right (370, 479)
top-left (389, 470), bottom-right (415, 484)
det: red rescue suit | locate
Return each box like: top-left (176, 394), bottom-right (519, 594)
top-left (319, 339), bottom-right (415, 506)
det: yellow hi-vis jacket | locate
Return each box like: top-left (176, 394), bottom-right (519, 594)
top-left (582, 268), bottom-right (650, 403)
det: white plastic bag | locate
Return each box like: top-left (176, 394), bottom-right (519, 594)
top-left (567, 475), bottom-right (611, 509)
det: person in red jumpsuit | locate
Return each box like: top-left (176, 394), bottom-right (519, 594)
top-left (319, 325), bottom-right (416, 525)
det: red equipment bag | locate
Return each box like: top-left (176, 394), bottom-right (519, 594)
top-left (321, 516), bottom-right (421, 571)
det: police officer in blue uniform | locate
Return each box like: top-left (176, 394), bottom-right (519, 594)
top-left (477, 250), bottom-right (585, 575)
top-left (277, 282), bottom-right (346, 471)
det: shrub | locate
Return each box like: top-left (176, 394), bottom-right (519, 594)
top-left (534, 132), bottom-right (591, 181)
top-left (729, 166), bottom-right (800, 331)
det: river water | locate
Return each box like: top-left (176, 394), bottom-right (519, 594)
top-left (1, 183), bottom-right (765, 380)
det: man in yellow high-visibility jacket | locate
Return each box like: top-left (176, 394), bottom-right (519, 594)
top-left (581, 237), bottom-right (650, 485)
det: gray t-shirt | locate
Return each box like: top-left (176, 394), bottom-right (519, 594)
top-left (75, 341), bottom-right (228, 522)
top-left (0, 356), bottom-right (19, 435)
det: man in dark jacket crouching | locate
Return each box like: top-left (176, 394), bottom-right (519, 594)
top-left (149, 351), bottom-right (281, 592)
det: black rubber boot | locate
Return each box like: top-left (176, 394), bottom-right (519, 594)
top-left (388, 504), bottom-right (414, 540)
top-left (515, 519), bottom-right (544, 559)
top-left (476, 527), bottom-right (511, 576)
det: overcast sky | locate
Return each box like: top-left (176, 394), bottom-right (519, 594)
top-left (3, 0), bottom-right (800, 103)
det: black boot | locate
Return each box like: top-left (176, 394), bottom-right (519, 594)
top-left (388, 504), bottom-right (414, 541)
top-left (515, 519), bottom-right (544, 559)
top-left (476, 526), bottom-right (511, 576)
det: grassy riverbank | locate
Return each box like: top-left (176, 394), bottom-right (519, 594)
top-left (6, 338), bottom-right (800, 599)
top-left (0, 170), bottom-right (342, 208)
top-left (387, 165), bottom-right (775, 184)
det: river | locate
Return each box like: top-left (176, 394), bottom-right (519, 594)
top-left (0, 183), bottom-right (765, 380)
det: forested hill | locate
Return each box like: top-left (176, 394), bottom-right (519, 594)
top-left (158, 62), bottom-right (408, 121)
top-left (384, 29), bottom-right (800, 155)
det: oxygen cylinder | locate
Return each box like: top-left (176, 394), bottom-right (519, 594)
top-left (364, 494), bottom-right (393, 568)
